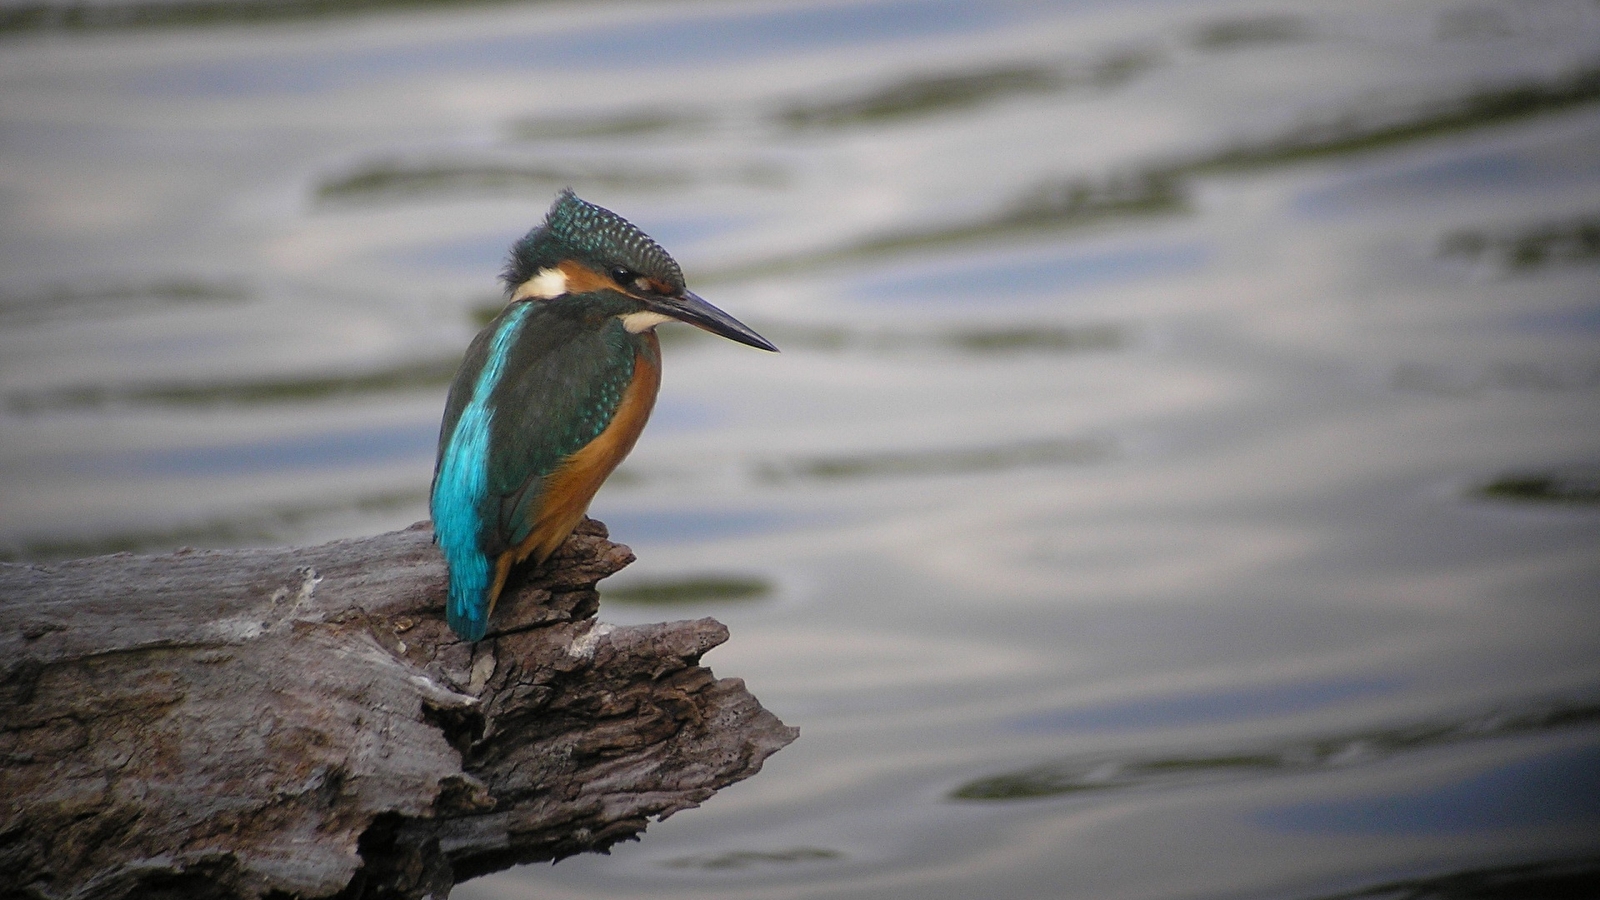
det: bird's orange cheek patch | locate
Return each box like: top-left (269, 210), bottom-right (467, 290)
top-left (557, 261), bottom-right (616, 295)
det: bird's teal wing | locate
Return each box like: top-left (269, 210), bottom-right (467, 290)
top-left (432, 301), bottom-right (535, 640)
top-left (432, 319), bottom-right (496, 496)
top-left (485, 310), bottom-right (637, 554)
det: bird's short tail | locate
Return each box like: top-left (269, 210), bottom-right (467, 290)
top-left (443, 546), bottom-right (492, 642)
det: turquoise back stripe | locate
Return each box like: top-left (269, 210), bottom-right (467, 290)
top-left (431, 302), bottom-right (533, 641)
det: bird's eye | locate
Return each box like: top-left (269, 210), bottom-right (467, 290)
top-left (610, 266), bottom-right (655, 295)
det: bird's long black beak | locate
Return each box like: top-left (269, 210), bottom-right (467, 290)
top-left (657, 290), bottom-right (778, 352)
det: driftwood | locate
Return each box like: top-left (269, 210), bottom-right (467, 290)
top-left (0, 518), bottom-right (796, 900)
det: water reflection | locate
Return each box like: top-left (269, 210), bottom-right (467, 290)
top-left (0, 278), bottom-right (247, 326)
top-left (1476, 468), bottom-right (1600, 505)
top-left (778, 64), bottom-right (1065, 129)
top-left (602, 573), bottom-right (772, 607)
top-left (595, 508), bottom-right (805, 544)
top-left (1296, 151), bottom-right (1543, 217)
top-left (957, 698), bottom-right (1600, 801)
top-left (755, 436), bottom-right (1110, 482)
top-left (316, 159), bottom-right (695, 204)
top-left (660, 847), bottom-right (842, 871)
top-left (1190, 14), bottom-right (1311, 50)
top-left (4, 358), bottom-right (458, 412)
top-left (72, 421), bottom-right (435, 476)
top-left (1261, 743), bottom-right (1600, 833)
top-left (856, 242), bottom-right (1208, 303)
top-left (0, 488), bottom-right (427, 562)
top-left (1391, 361), bottom-right (1600, 398)
top-left (1013, 677), bottom-right (1403, 733)
top-left (751, 321), bottom-right (1127, 355)
top-left (1185, 63), bottom-right (1600, 172)
top-left (1298, 857), bottom-right (1600, 900)
top-left (125, 0), bottom-right (1016, 96)
top-left (508, 108), bottom-right (710, 141)
top-left (1441, 213), bottom-right (1600, 274)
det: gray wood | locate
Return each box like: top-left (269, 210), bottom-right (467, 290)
top-left (0, 519), bottom-right (796, 899)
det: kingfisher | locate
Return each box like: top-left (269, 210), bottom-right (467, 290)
top-left (430, 190), bottom-right (777, 641)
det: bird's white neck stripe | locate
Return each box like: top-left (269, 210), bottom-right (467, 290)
top-left (514, 267), bottom-right (568, 301)
top-left (620, 310), bottom-right (672, 333)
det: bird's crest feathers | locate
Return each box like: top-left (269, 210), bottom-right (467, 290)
top-left (503, 190), bottom-right (684, 295)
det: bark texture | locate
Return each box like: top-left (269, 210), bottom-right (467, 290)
top-left (0, 519), bottom-right (796, 900)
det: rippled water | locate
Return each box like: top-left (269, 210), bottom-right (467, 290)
top-left (3, 0), bottom-right (1599, 897)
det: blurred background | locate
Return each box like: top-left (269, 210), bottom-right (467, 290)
top-left (3, 0), bottom-right (1599, 897)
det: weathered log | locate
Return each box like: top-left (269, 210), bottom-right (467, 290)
top-left (0, 518), bottom-right (796, 900)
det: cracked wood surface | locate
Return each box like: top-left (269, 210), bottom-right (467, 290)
top-left (0, 519), bottom-right (796, 900)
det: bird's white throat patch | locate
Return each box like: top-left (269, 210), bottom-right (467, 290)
top-left (620, 310), bottom-right (673, 333)
top-left (514, 267), bottom-right (568, 301)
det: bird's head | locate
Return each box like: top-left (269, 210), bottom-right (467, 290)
top-left (502, 190), bottom-right (777, 352)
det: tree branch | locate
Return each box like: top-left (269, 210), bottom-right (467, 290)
top-left (0, 518), bottom-right (796, 900)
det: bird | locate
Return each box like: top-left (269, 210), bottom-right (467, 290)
top-left (430, 190), bottom-right (777, 641)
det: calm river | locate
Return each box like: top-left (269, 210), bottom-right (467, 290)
top-left (2, 0), bottom-right (1598, 897)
